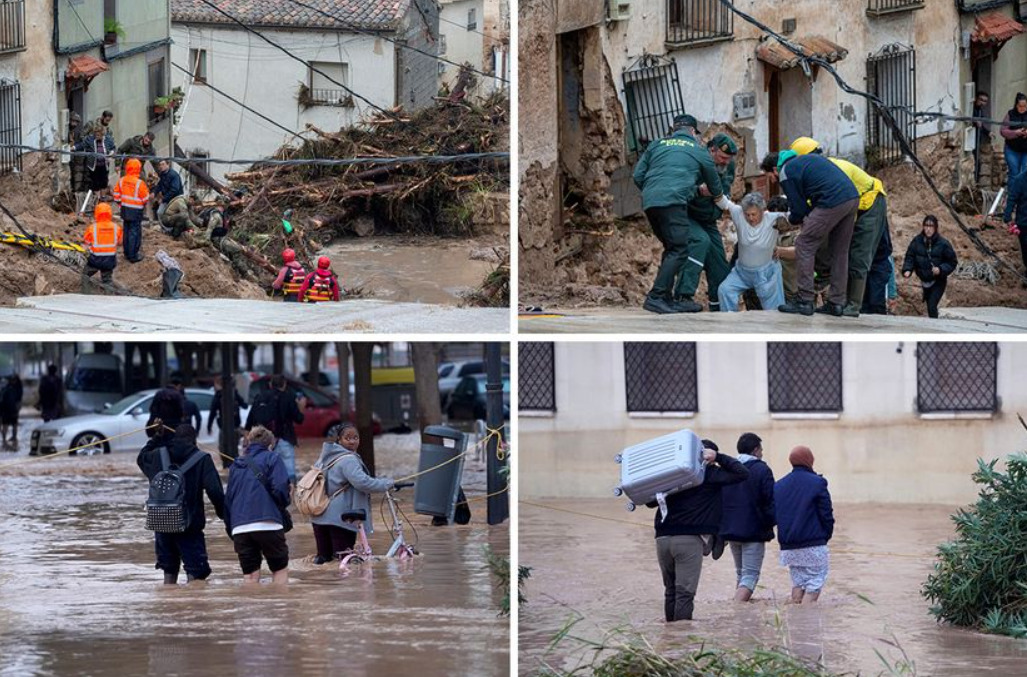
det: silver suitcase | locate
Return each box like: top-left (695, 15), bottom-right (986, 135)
top-left (614, 429), bottom-right (704, 511)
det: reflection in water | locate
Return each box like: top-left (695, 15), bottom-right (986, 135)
top-left (519, 499), bottom-right (1027, 676)
top-left (0, 454), bottom-right (509, 676)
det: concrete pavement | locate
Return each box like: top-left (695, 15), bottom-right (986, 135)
top-left (1, 295), bottom-right (509, 334)
top-left (519, 306), bottom-right (1027, 334)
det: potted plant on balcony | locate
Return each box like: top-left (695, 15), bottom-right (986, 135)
top-left (104, 18), bottom-right (125, 45)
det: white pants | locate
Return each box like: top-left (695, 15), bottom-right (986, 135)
top-left (718, 260), bottom-right (785, 312)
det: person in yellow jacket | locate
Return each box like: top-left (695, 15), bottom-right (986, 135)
top-left (82, 203), bottom-right (124, 294)
top-left (112, 158), bottom-right (150, 263)
top-left (790, 137), bottom-right (891, 317)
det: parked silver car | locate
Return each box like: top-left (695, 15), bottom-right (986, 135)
top-left (30, 388), bottom-right (248, 456)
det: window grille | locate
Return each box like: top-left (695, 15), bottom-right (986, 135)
top-left (622, 54), bottom-right (685, 152)
top-left (666, 0), bottom-right (734, 47)
top-left (866, 44), bottom-right (916, 169)
top-left (917, 343), bottom-right (998, 412)
top-left (767, 342), bottom-right (843, 412)
top-left (519, 342), bottom-right (555, 411)
top-left (0, 80), bottom-right (21, 174)
top-left (624, 342), bottom-right (698, 412)
top-left (0, 0), bottom-right (26, 54)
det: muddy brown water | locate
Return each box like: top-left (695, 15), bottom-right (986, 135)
top-left (324, 237), bottom-right (497, 305)
top-left (0, 436), bottom-right (509, 676)
top-left (518, 499), bottom-right (1027, 676)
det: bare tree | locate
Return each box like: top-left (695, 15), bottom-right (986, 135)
top-left (336, 342), bottom-right (351, 420)
top-left (352, 342), bottom-right (375, 474)
top-left (411, 342), bottom-right (443, 431)
top-left (306, 343), bottom-right (324, 386)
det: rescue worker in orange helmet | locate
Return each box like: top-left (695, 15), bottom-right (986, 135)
top-left (298, 256), bottom-right (341, 303)
top-left (271, 248), bottom-right (307, 302)
top-left (112, 158), bottom-right (150, 263)
top-left (82, 203), bottom-right (123, 294)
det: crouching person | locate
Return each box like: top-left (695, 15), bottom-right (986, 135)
top-left (310, 422), bottom-right (395, 564)
top-left (137, 424), bottom-right (225, 584)
top-left (225, 426), bottom-right (292, 584)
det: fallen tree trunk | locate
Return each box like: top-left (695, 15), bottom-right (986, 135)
top-left (175, 142), bottom-right (228, 194)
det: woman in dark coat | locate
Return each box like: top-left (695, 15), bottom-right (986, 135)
top-left (902, 215), bottom-right (958, 319)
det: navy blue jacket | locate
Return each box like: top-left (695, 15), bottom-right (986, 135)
top-left (649, 452), bottom-right (749, 538)
top-left (774, 466), bottom-right (834, 550)
top-left (720, 456), bottom-right (776, 542)
top-left (155, 168), bottom-right (184, 204)
top-left (779, 154), bottom-right (859, 224)
top-left (138, 436), bottom-right (224, 532)
top-left (224, 443), bottom-right (291, 532)
top-left (1004, 169), bottom-right (1027, 225)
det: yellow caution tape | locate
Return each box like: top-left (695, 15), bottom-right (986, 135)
top-left (0, 230), bottom-right (86, 254)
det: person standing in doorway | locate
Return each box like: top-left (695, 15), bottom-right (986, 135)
top-left (1000, 93), bottom-right (1027, 185)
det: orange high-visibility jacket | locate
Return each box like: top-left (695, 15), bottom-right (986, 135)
top-left (84, 204), bottom-right (123, 256)
top-left (113, 158), bottom-right (149, 211)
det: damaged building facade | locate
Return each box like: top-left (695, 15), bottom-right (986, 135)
top-left (171, 0), bottom-right (440, 183)
top-left (0, 0), bottom-right (172, 174)
top-left (519, 0), bottom-right (1027, 286)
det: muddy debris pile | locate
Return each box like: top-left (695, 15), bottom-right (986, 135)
top-left (223, 93), bottom-right (510, 266)
top-left (0, 155), bottom-right (266, 306)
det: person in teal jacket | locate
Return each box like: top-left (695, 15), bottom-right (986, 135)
top-left (676, 133), bottom-right (737, 311)
top-left (633, 115), bottom-right (725, 314)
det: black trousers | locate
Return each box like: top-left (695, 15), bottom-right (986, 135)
top-left (922, 278), bottom-right (947, 319)
top-left (644, 205), bottom-right (693, 301)
top-left (312, 523), bottom-right (357, 560)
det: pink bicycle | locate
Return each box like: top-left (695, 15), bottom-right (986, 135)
top-left (339, 482), bottom-right (417, 569)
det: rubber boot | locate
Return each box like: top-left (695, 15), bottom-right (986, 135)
top-left (163, 572), bottom-right (178, 585)
top-left (81, 272), bottom-right (92, 295)
top-left (843, 276), bottom-right (866, 318)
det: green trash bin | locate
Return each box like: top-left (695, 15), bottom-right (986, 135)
top-left (413, 425), bottom-right (467, 524)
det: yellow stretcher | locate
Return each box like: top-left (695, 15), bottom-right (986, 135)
top-left (0, 231), bottom-right (86, 254)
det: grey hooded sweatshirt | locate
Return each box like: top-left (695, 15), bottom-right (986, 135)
top-left (310, 442), bottom-right (394, 533)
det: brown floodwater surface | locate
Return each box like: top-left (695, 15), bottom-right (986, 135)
top-left (518, 499), bottom-right (1027, 676)
top-left (324, 237), bottom-right (497, 305)
top-left (0, 449), bottom-right (509, 676)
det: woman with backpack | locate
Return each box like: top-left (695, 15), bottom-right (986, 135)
top-left (137, 424), bottom-right (225, 584)
top-left (310, 422), bottom-right (395, 565)
top-left (224, 426), bottom-right (292, 584)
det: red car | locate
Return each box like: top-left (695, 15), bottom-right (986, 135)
top-left (248, 376), bottom-right (381, 438)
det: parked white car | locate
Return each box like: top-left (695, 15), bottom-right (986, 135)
top-left (30, 388), bottom-right (249, 456)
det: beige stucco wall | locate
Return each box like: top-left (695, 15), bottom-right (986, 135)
top-left (55, 0), bottom-right (103, 52)
top-left (0, 1), bottom-right (60, 148)
top-left (519, 342), bottom-right (1027, 505)
top-left (439, 0), bottom-right (485, 89)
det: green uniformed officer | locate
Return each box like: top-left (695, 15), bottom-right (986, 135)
top-left (675, 133), bottom-right (737, 311)
top-left (633, 115), bottom-right (725, 314)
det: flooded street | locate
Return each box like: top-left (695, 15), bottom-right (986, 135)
top-left (324, 237), bottom-right (498, 305)
top-left (0, 428), bottom-right (510, 676)
top-left (518, 499), bottom-right (1027, 676)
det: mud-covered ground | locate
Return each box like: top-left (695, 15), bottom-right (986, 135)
top-left (521, 136), bottom-right (1027, 315)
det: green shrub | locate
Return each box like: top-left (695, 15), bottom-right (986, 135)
top-left (922, 453), bottom-right (1027, 637)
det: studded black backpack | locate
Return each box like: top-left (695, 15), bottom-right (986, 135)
top-left (145, 447), bottom-right (205, 533)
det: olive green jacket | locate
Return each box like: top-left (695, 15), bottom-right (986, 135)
top-left (633, 130), bottom-right (723, 211)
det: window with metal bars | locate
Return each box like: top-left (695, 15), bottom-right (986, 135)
top-left (866, 0), bottom-right (925, 16)
top-left (916, 343), bottom-right (998, 413)
top-left (0, 80), bottom-right (21, 174)
top-left (622, 54), bottom-right (686, 152)
top-left (0, 0), bottom-right (26, 54)
top-left (624, 343), bottom-right (698, 412)
top-left (865, 44), bottom-right (917, 170)
top-left (519, 342), bottom-right (555, 412)
top-left (767, 343), bottom-right (843, 413)
top-left (666, 0), bottom-right (734, 47)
